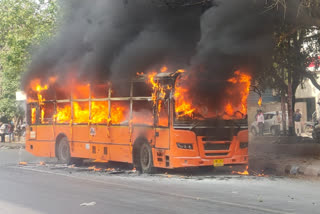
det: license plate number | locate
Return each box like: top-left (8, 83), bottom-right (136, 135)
top-left (213, 159), bottom-right (224, 167)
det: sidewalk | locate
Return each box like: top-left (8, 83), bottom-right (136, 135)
top-left (249, 136), bottom-right (320, 177)
top-left (0, 139), bottom-right (25, 149)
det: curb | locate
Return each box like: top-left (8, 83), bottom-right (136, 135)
top-left (284, 164), bottom-right (320, 177)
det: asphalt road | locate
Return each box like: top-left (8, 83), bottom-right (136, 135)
top-left (0, 149), bottom-right (319, 214)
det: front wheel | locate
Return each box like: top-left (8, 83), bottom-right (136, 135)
top-left (139, 142), bottom-right (154, 174)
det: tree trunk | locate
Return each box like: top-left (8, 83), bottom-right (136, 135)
top-left (287, 73), bottom-right (294, 136)
top-left (281, 90), bottom-right (287, 135)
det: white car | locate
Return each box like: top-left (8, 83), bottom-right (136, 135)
top-left (250, 111), bottom-right (287, 136)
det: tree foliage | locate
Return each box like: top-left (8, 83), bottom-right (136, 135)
top-left (0, 0), bottom-right (59, 121)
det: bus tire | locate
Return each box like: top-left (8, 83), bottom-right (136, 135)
top-left (139, 142), bottom-right (154, 174)
top-left (57, 137), bottom-right (72, 165)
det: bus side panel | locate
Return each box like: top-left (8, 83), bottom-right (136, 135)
top-left (54, 124), bottom-right (72, 140)
top-left (26, 125), bottom-right (55, 158)
top-left (108, 126), bottom-right (131, 162)
top-left (37, 126), bottom-right (55, 141)
top-left (90, 125), bottom-right (111, 142)
top-left (26, 140), bottom-right (53, 157)
top-left (71, 125), bottom-right (90, 158)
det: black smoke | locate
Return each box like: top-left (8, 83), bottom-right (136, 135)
top-left (23, 0), bottom-right (315, 110)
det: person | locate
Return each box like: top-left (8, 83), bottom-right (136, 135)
top-left (8, 122), bottom-right (14, 142)
top-left (294, 109), bottom-right (302, 136)
top-left (257, 110), bottom-right (264, 136)
top-left (0, 122), bottom-right (6, 142)
top-left (276, 111), bottom-right (282, 135)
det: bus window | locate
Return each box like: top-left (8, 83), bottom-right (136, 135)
top-left (73, 102), bottom-right (89, 123)
top-left (40, 103), bottom-right (54, 124)
top-left (132, 100), bottom-right (153, 126)
top-left (27, 103), bottom-right (39, 125)
top-left (133, 82), bottom-right (152, 97)
top-left (91, 101), bottom-right (109, 123)
top-left (56, 103), bottom-right (71, 123)
top-left (111, 81), bottom-right (130, 97)
top-left (158, 100), bottom-right (169, 127)
top-left (110, 101), bottom-right (130, 125)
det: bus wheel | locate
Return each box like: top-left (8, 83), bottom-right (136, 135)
top-left (139, 142), bottom-right (154, 174)
top-left (57, 137), bottom-right (83, 165)
top-left (57, 137), bottom-right (72, 165)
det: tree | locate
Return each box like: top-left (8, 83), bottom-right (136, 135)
top-left (0, 0), bottom-right (59, 122)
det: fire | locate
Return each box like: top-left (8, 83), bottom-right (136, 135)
top-left (31, 107), bottom-right (36, 124)
top-left (174, 70), bottom-right (251, 120)
top-left (55, 105), bottom-right (71, 123)
top-left (232, 165), bottom-right (249, 175)
top-left (160, 66), bottom-right (168, 73)
top-left (27, 67), bottom-right (252, 125)
top-left (148, 71), bottom-right (166, 113)
top-left (19, 162), bottom-right (28, 165)
top-left (258, 97), bottom-right (262, 107)
top-left (174, 70), bottom-right (196, 118)
top-left (225, 71), bottom-right (251, 117)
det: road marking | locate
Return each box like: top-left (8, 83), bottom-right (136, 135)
top-left (12, 166), bottom-right (292, 214)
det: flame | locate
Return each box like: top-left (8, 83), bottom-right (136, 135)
top-left (27, 68), bottom-right (251, 125)
top-left (258, 97), bottom-right (262, 107)
top-left (226, 71), bottom-right (251, 115)
top-left (31, 107), bottom-right (36, 124)
top-left (88, 166), bottom-right (102, 171)
top-left (39, 161), bottom-right (46, 165)
top-left (160, 66), bottom-right (168, 73)
top-left (232, 165), bottom-right (249, 175)
top-left (19, 162), bottom-right (28, 165)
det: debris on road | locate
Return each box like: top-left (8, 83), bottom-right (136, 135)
top-left (80, 202), bottom-right (96, 206)
top-left (19, 162), bottom-right (27, 165)
top-left (39, 161), bottom-right (45, 166)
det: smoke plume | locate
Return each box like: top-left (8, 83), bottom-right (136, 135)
top-left (23, 0), bottom-right (315, 107)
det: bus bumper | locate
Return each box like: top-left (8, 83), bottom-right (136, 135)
top-left (170, 155), bottom-right (248, 168)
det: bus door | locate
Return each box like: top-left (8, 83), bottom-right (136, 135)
top-left (27, 103), bottom-right (39, 140)
top-left (155, 99), bottom-right (170, 149)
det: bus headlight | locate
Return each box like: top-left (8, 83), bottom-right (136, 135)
top-left (176, 143), bottom-right (193, 150)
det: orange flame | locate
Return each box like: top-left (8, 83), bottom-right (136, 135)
top-left (232, 165), bottom-right (249, 175)
top-left (31, 107), bottom-right (36, 124)
top-left (258, 97), bottom-right (262, 107)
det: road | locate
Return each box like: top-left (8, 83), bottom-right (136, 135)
top-left (0, 149), bottom-right (319, 214)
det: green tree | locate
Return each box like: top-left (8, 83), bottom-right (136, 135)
top-left (0, 0), bottom-right (59, 122)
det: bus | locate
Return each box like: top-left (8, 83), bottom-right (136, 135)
top-left (25, 71), bottom-right (248, 173)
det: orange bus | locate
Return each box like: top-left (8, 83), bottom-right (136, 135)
top-left (25, 72), bottom-right (248, 173)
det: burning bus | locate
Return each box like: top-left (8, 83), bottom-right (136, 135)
top-left (25, 68), bottom-right (249, 173)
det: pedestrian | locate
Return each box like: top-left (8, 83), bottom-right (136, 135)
top-left (294, 109), bottom-right (302, 136)
top-left (8, 122), bottom-right (14, 142)
top-left (257, 110), bottom-right (264, 136)
top-left (0, 122), bottom-right (6, 142)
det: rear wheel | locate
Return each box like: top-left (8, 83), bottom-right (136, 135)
top-left (57, 137), bottom-right (83, 165)
top-left (139, 142), bottom-right (154, 174)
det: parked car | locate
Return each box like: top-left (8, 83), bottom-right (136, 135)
top-left (250, 111), bottom-right (288, 136)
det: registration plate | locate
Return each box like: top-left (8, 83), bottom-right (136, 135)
top-left (213, 159), bottom-right (224, 167)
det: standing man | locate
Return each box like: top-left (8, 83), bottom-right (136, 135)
top-left (0, 122), bottom-right (5, 142)
top-left (276, 111), bottom-right (282, 135)
top-left (257, 110), bottom-right (264, 136)
top-left (294, 109), bottom-right (302, 136)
